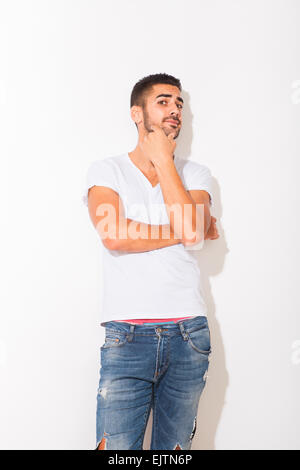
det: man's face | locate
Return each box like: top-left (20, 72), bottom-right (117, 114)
top-left (140, 83), bottom-right (183, 139)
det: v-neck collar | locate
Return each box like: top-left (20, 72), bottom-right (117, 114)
top-left (126, 152), bottom-right (161, 190)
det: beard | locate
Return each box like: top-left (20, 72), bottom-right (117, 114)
top-left (142, 108), bottom-right (179, 139)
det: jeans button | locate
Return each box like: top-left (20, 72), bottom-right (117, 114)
top-left (156, 327), bottom-right (162, 333)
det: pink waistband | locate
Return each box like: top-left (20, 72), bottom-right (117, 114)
top-left (114, 316), bottom-right (195, 325)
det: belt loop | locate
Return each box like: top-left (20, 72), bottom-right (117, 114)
top-left (127, 324), bottom-right (135, 342)
top-left (179, 321), bottom-right (189, 341)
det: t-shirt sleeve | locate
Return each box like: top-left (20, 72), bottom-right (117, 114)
top-left (82, 159), bottom-right (119, 207)
top-left (183, 161), bottom-right (214, 209)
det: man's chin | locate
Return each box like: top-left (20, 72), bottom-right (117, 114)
top-left (166, 128), bottom-right (180, 139)
top-left (162, 125), bottom-right (178, 135)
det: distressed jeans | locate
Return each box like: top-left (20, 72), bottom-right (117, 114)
top-left (96, 315), bottom-right (211, 450)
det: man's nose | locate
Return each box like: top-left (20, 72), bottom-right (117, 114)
top-left (170, 106), bottom-right (181, 119)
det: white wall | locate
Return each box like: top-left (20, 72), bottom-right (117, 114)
top-left (0, 0), bottom-right (299, 450)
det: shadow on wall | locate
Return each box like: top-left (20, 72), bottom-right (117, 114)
top-left (191, 175), bottom-right (229, 450)
top-left (143, 89), bottom-right (230, 450)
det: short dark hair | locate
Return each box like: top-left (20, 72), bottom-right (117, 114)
top-left (130, 73), bottom-right (182, 114)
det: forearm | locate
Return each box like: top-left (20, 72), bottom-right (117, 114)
top-left (155, 159), bottom-right (209, 243)
top-left (107, 217), bottom-right (181, 253)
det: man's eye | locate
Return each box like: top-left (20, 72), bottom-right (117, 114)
top-left (158, 100), bottom-right (183, 109)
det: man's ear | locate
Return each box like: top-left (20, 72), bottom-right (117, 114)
top-left (130, 105), bottom-right (143, 126)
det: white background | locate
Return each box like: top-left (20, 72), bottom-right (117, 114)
top-left (0, 0), bottom-right (299, 450)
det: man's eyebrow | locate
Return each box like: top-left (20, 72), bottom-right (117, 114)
top-left (155, 94), bottom-right (184, 104)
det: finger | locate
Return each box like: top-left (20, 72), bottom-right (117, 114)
top-left (168, 132), bottom-right (176, 141)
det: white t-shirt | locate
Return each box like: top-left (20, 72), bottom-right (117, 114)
top-left (83, 152), bottom-right (214, 323)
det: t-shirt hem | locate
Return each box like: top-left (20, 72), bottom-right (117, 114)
top-left (100, 310), bottom-right (207, 326)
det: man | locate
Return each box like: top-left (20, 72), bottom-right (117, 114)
top-left (83, 73), bottom-right (219, 450)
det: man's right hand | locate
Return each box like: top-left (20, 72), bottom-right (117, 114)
top-left (204, 216), bottom-right (219, 240)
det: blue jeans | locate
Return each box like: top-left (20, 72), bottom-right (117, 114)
top-left (96, 315), bottom-right (211, 450)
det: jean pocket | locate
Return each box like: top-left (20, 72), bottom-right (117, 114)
top-left (186, 327), bottom-right (211, 355)
top-left (101, 330), bottom-right (129, 349)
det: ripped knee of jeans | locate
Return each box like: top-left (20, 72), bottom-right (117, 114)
top-left (96, 432), bottom-right (109, 450)
top-left (174, 443), bottom-right (182, 450)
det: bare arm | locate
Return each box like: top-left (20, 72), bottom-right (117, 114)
top-left (187, 189), bottom-right (214, 239)
top-left (87, 185), bottom-right (182, 253)
top-left (187, 190), bottom-right (219, 241)
top-left (155, 160), bottom-right (212, 245)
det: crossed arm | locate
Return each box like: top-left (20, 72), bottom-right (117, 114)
top-left (87, 185), bottom-right (219, 254)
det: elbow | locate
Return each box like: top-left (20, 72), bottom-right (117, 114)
top-left (182, 231), bottom-right (203, 247)
top-left (96, 224), bottom-right (123, 251)
top-left (181, 221), bottom-right (204, 246)
top-left (101, 236), bottom-right (122, 251)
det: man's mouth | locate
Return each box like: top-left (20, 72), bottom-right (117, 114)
top-left (165, 119), bottom-right (179, 126)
